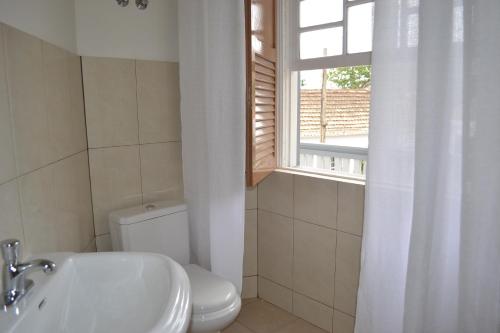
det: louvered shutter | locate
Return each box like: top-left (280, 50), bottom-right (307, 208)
top-left (245, 0), bottom-right (277, 187)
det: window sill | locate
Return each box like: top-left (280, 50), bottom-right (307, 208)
top-left (274, 167), bottom-right (366, 186)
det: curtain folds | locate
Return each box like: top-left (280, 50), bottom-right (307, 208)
top-left (177, 0), bottom-right (246, 292)
top-left (356, 0), bottom-right (500, 332)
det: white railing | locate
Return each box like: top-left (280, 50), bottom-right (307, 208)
top-left (299, 143), bottom-right (368, 178)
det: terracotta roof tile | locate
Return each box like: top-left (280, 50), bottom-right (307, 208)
top-left (300, 89), bottom-right (370, 138)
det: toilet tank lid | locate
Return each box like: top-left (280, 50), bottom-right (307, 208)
top-left (109, 200), bottom-right (187, 225)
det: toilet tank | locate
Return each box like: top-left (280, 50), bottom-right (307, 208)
top-left (109, 201), bottom-right (190, 265)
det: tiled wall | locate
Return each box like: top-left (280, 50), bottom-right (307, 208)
top-left (0, 23), bottom-right (94, 260)
top-left (242, 187), bottom-right (258, 298)
top-left (256, 172), bottom-right (365, 333)
top-left (0, 26), bottom-right (362, 333)
top-left (81, 57), bottom-right (183, 251)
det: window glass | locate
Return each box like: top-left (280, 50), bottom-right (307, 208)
top-left (284, 0), bottom-right (374, 179)
top-left (297, 66), bottom-right (371, 177)
top-left (300, 0), bottom-right (343, 27)
top-left (347, 3), bottom-right (374, 53)
top-left (300, 28), bottom-right (343, 59)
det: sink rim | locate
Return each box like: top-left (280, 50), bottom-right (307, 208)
top-left (0, 252), bottom-right (192, 333)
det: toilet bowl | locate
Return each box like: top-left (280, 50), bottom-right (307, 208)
top-left (108, 201), bottom-right (241, 333)
top-left (185, 265), bottom-right (241, 333)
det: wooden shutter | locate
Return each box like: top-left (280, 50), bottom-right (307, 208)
top-left (245, 0), bottom-right (277, 187)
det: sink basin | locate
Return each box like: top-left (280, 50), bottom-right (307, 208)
top-left (0, 252), bottom-right (192, 333)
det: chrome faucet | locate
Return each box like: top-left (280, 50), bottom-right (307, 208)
top-left (1, 239), bottom-right (56, 307)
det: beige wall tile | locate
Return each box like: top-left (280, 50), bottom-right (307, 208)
top-left (68, 52), bottom-right (87, 149)
top-left (4, 26), bottom-right (51, 174)
top-left (332, 311), bottom-right (355, 333)
top-left (294, 220), bottom-right (336, 306)
top-left (0, 180), bottom-right (24, 264)
top-left (293, 293), bottom-right (334, 333)
top-left (82, 57), bottom-right (138, 148)
top-left (0, 24), bottom-right (17, 184)
top-left (84, 239), bottom-right (97, 253)
top-left (254, 172), bottom-right (365, 331)
top-left (18, 163), bottom-right (56, 255)
top-left (258, 276), bottom-right (293, 312)
top-left (140, 142), bottom-right (183, 203)
top-left (0, 180), bottom-right (23, 283)
top-left (19, 152), bottom-right (94, 254)
top-left (334, 232), bottom-right (361, 316)
top-left (43, 42), bottom-right (87, 161)
top-left (2, 26), bottom-right (93, 259)
top-left (242, 276), bottom-right (258, 299)
top-left (245, 186), bottom-right (257, 210)
top-left (294, 175), bottom-right (338, 229)
top-left (53, 151), bottom-right (94, 251)
top-left (89, 146), bottom-right (142, 235)
top-left (258, 210), bottom-right (293, 288)
top-left (258, 172), bottom-right (293, 217)
top-left (96, 233), bottom-right (112, 252)
top-left (244, 209), bottom-right (257, 276)
top-left (337, 183), bottom-right (364, 236)
top-left (136, 60), bottom-right (181, 144)
top-left (3, 27), bottom-right (86, 177)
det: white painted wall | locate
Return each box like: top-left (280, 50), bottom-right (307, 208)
top-left (75, 0), bottom-right (178, 61)
top-left (0, 0), bottom-right (178, 60)
top-left (0, 0), bottom-right (77, 52)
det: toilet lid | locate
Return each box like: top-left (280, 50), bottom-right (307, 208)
top-left (183, 264), bottom-right (239, 315)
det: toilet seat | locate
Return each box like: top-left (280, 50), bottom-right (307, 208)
top-left (183, 264), bottom-right (241, 333)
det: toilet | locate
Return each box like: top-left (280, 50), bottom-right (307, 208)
top-left (108, 200), bottom-right (241, 333)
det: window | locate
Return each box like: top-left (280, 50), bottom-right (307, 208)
top-left (279, 0), bottom-right (374, 180)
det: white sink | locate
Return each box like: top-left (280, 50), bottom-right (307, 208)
top-left (0, 252), bottom-right (192, 333)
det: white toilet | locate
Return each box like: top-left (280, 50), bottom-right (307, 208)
top-left (108, 200), bottom-right (241, 333)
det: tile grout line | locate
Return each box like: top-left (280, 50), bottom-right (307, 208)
top-left (334, 307), bottom-right (356, 319)
top-left (259, 274), bottom-right (343, 316)
top-left (332, 182), bottom-right (340, 330)
top-left (258, 207), bottom-right (362, 238)
top-left (80, 56), bottom-right (98, 246)
top-left (257, 208), bottom-right (293, 221)
top-left (256, 184), bottom-right (260, 299)
top-left (291, 174), bottom-right (295, 312)
top-left (134, 59), bottom-right (144, 205)
top-left (0, 148), bottom-right (89, 188)
top-left (0, 148), bottom-right (87, 192)
top-left (87, 139), bottom-right (181, 150)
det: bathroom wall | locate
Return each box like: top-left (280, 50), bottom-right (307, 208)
top-left (81, 57), bottom-right (183, 251)
top-left (74, 0), bottom-right (178, 61)
top-left (0, 23), bottom-right (94, 261)
top-left (0, 0), bottom-right (77, 53)
top-left (255, 171), bottom-right (365, 333)
top-left (0, 0), bottom-right (185, 257)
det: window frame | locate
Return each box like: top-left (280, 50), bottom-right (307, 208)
top-left (278, 0), bottom-right (373, 179)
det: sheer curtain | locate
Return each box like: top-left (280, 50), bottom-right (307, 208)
top-left (177, 0), bottom-right (246, 291)
top-left (356, 0), bottom-right (500, 332)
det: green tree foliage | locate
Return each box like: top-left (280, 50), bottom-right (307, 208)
top-left (327, 65), bottom-right (371, 89)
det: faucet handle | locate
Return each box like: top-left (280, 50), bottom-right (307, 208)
top-left (1, 239), bottom-right (20, 265)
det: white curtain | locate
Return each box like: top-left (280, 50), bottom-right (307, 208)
top-left (177, 0), bottom-right (246, 292)
top-left (356, 0), bottom-right (500, 332)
